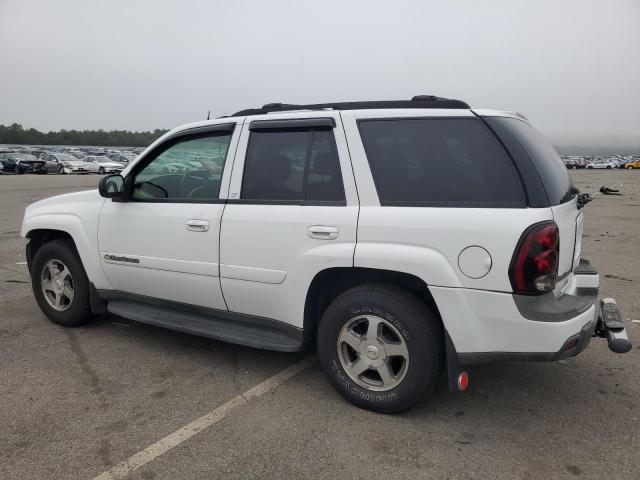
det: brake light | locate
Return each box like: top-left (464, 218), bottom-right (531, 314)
top-left (509, 222), bottom-right (560, 294)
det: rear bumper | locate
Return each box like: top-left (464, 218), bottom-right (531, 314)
top-left (433, 258), bottom-right (628, 365)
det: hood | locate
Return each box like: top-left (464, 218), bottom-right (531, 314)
top-left (100, 162), bottom-right (124, 168)
top-left (25, 189), bottom-right (100, 213)
top-left (64, 160), bottom-right (88, 166)
top-left (18, 158), bottom-right (45, 164)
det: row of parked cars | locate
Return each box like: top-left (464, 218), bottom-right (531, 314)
top-left (562, 155), bottom-right (640, 169)
top-left (0, 146), bottom-right (143, 175)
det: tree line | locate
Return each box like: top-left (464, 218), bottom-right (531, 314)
top-left (0, 123), bottom-right (169, 147)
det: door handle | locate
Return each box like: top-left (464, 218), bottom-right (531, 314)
top-left (308, 225), bottom-right (338, 240)
top-left (185, 220), bottom-right (210, 232)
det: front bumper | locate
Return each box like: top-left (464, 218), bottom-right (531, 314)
top-left (19, 163), bottom-right (47, 174)
top-left (64, 167), bottom-right (89, 174)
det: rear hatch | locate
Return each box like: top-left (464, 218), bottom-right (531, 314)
top-left (481, 114), bottom-right (581, 282)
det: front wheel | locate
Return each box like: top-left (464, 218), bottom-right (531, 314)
top-left (99, 167), bottom-right (105, 175)
top-left (317, 284), bottom-right (443, 413)
top-left (31, 239), bottom-right (94, 327)
top-left (58, 165), bottom-right (65, 174)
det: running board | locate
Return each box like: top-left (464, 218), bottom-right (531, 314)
top-left (106, 298), bottom-right (305, 352)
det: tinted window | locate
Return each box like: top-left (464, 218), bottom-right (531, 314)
top-left (488, 117), bottom-right (574, 205)
top-left (132, 133), bottom-right (231, 201)
top-left (242, 129), bottom-right (344, 203)
top-left (358, 118), bottom-right (525, 207)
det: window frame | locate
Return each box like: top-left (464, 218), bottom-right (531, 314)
top-left (356, 116), bottom-right (527, 208)
top-left (120, 123), bottom-right (236, 204)
top-left (234, 123), bottom-right (347, 206)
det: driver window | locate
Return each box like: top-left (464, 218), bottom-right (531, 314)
top-left (132, 133), bottom-right (231, 201)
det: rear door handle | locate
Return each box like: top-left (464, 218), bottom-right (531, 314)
top-left (186, 219), bottom-right (210, 232)
top-left (308, 225), bottom-right (338, 240)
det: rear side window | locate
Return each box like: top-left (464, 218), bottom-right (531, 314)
top-left (358, 118), bottom-right (525, 207)
top-left (486, 117), bottom-right (574, 205)
top-left (242, 129), bottom-right (345, 203)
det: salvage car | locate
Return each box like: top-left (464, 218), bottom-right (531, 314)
top-left (81, 155), bottom-right (125, 175)
top-left (587, 159), bottom-right (616, 169)
top-left (21, 96), bottom-right (632, 413)
top-left (42, 153), bottom-right (89, 174)
top-left (624, 159), bottom-right (640, 169)
top-left (0, 152), bottom-right (47, 174)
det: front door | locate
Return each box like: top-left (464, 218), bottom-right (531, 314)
top-left (98, 123), bottom-right (239, 310)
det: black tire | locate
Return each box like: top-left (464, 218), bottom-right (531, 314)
top-left (317, 284), bottom-right (443, 413)
top-left (99, 167), bottom-right (105, 175)
top-left (606, 166), bottom-right (612, 169)
top-left (31, 239), bottom-right (94, 327)
top-left (58, 165), bottom-right (65, 174)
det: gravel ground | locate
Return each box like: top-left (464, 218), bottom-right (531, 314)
top-left (0, 170), bottom-right (638, 480)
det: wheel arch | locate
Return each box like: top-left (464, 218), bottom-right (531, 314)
top-left (23, 218), bottom-right (111, 290)
top-left (303, 267), bottom-right (443, 344)
top-left (25, 229), bottom-right (77, 274)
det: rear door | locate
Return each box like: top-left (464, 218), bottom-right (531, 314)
top-left (219, 112), bottom-right (359, 328)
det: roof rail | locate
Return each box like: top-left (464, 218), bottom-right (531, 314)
top-left (231, 95), bottom-right (470, 117)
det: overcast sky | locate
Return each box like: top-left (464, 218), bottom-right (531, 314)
top-left (1, 0), bottom-right (639, 146)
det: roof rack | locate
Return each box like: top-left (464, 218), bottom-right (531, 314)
top-left (231, 95), bottom-right (470, 117)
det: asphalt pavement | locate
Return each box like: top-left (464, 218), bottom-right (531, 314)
top-left (1, 171), bottom-right (638, 480)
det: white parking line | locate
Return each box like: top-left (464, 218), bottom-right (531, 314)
top-left (92, 355), bottom-right (316, 480)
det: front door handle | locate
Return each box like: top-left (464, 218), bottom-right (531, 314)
top-left (186, 219), bottom-right (210, 232)
top-left (308, 225), bottom-right (338, 240)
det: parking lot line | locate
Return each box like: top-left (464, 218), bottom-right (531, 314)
top-left (92, 355), bottom-right (316, 480)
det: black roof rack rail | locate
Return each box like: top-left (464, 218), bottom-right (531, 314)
top-left (231, 95), bottom-right (470, 117)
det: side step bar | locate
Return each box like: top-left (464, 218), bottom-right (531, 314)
top-left (106, 299), bottom-right (305, 352)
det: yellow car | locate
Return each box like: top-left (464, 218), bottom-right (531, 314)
top-left (624, 160), bottom-right (640, 169)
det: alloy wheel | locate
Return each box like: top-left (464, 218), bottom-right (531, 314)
top-left (337, 315), bottom-right (409, 391)
top-left (41, 259), bottom-right (74, 311)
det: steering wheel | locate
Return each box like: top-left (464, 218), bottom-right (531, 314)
top-left (179, 171), bottom-right (210, 198)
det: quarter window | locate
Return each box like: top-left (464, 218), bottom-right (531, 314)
top-left (132, 133), bottom-right (231, 201)
top-left (358, 118), bottom-right (525, 207)
top-left (241, 128), bottom-right (345, 203)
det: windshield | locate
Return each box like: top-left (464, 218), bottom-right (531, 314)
top-left (96, 156), bottom-right (112, 163)
top-left (57, 154), bottom-right (76, 162)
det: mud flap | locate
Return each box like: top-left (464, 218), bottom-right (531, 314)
top-left (445, 330), bottom-right (469, 392)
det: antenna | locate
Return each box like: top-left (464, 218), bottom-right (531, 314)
top-left (206, 110), bottom-right (211, 120)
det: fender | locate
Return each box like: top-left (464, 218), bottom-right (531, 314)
top-left (354, 242), bottom-right (462, 288)
top-left (21, 191), bottom-right (112, 290)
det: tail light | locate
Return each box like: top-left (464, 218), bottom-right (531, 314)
top-left (509, 221), bottom-right (560, 294)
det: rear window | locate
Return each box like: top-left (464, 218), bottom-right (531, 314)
top-left (358, 118), bottom-right (525, 207)
top-left (241, 129), bottom-right (345, 203)
top-left (486, 117), bottom-right (574, 205)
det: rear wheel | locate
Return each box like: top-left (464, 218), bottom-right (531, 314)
top-left (317, 284), bottom-right (443, 413)
top-left (99, 167), bottom-right (105, 175)
top-left (31, 239), bottom-right (94, 327)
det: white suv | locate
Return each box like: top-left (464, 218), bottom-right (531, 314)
top-left (20, 96), bottom-right (631, 412)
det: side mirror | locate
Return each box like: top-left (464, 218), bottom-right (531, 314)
top-left (99, 174), bottom-right (125, 199)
